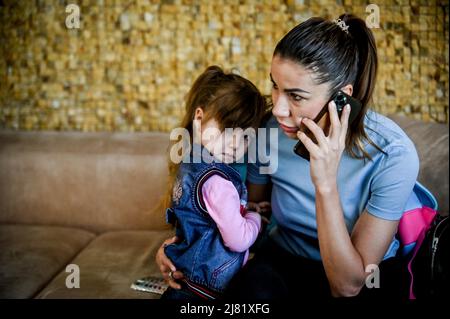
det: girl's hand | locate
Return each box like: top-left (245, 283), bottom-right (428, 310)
top-left (257, 201), bottom-right (272, 215)
top-left (156, 236), bottom-right (184, 289)
top-left (296, 101), bottom-right (351, 190)
top-left (247, 201), bottom-right (271, 224)
top-left (247, 201), bottom-right (260, 213)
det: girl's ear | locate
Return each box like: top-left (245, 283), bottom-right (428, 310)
top-left (340, 84), bottom-right (353, 96)
top-left (194, 107), bottom-right (204, 121)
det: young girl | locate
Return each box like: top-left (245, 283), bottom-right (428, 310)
top-left (159, 66), bottom-right (267, 300)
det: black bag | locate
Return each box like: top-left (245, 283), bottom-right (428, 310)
top-left (411, 214), bottom-right (449, 298)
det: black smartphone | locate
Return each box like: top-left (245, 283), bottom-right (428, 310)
top-left (293, 91), bottom-right (362, 160)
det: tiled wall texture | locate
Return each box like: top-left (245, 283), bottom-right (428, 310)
top-left (0, 0), bottom-right (448, 132)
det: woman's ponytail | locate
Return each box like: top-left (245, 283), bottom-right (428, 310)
top-left (340, 13), bottom-right (378, 109)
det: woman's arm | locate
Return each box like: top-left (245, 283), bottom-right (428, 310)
top-left (315, 185), bottom-right (398, 297)
top-left (298, 101), bottom-right (417, 297)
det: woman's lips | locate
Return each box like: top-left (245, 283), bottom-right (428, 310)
top-left (278, 122), bottom-right (299, 134)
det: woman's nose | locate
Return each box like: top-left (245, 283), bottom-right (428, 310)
top-left (272, 96), bottom-right (290, 118)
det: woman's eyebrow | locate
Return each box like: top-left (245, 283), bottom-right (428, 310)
top-left (269, 73), bottom-right (311, 94)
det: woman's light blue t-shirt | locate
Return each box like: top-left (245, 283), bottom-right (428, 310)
top-left (247, 111), bottom-right (419, 261)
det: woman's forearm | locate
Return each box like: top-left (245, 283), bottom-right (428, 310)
top-left (315, 183), bottom-right (366, 297)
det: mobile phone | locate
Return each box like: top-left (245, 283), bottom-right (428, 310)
top-left (293, 91), bottom-right (362, 160)
top-left (130, 276), bottom-right (169, 295)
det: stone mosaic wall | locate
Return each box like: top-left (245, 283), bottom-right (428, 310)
top-left (0, 0), bottom-right (448, 132)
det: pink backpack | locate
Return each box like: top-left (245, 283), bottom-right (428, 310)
top-left (397, 181), bottom-right (439, 299)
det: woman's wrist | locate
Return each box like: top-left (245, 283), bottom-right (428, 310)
top-left (315, 180), bottom-right (338, 196)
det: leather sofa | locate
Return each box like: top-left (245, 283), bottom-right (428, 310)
top-left (0, 115), bottom-right (448, 298)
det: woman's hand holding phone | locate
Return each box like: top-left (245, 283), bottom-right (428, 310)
top-left (297, 100), bottom-right (351, 190)
top-left (293, 90), bottom-right (361, 160)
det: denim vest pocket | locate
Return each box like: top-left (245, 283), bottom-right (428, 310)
top-left (209, 254), bottom-right (242, 290)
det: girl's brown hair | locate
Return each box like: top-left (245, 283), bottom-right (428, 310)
top-left (274, 13), bottom-right (385, 160)
top-left (162, 65), bottom-right (267, 209)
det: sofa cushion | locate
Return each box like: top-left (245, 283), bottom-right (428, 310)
top-left (0, 224), bottom-right (95, 298)
top-left (389, 115), bottom-right (449, 215)
top-left (0, 130), bottom-right (172, 233)
top-left (36, 229), bottom-right (174, 299)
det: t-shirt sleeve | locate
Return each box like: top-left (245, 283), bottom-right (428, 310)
top-left (202, 174), bottom-right (261, 253)
top-left (366, 144), bottom-right (420, 221)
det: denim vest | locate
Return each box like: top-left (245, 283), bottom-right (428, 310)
top-left (165, 145), bottom-right (248, 294)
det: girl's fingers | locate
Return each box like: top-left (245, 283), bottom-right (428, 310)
top-left (258, 201), bottom-right (271, 208)
top-left (258, 201), bottom-right (271, 214)
top-left (261, 216), bottom-right (271, 224)
top-left (164, 236), bottom-right (179, 246)
top-left (247, 202), bottom-right (261, 213)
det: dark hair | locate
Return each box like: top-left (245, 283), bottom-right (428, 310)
top-left (274, 13), bottom-right (383, 159)
top-left (162, 65), bottom-right (266, 209)
top-left (182, 65), bottom-right (266, 132)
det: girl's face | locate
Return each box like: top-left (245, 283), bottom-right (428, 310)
top-left (194, 109), bottom-right (248, 164)
top-left (270, 55), bottom-right (332, 139)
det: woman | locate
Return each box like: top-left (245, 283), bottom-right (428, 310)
top-left (157, 13), bottom-right (425, 299)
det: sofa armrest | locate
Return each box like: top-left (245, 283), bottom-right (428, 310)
top-left (388, 115), bottom-right (449, 215)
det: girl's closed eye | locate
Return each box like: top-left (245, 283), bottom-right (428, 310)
top-left (242, 135), bottom-right (250, 148)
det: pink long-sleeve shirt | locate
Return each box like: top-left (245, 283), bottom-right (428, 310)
top-left (201, 174), bottom-right (262, 265)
